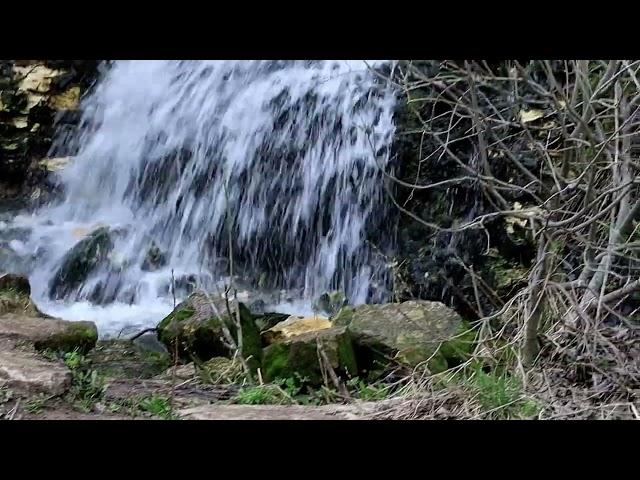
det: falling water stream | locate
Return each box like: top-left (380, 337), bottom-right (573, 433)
top-left (0, 60), bottom-right (397, 337)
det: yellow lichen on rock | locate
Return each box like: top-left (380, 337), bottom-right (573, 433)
top-left (49, 87), bottom-right (81, 110)
top-left (262, 314), bottom-right (331, 344)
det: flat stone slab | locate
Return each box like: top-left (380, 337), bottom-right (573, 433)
top-left (0, 348), bottom-right (72, 396)
top-left (178, 403), bottom-right (370, 420)
top-left (0, 313), bottom-right (97, 352)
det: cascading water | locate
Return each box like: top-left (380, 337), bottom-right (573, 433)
top-left (0, 60), bottom-right (397, 337)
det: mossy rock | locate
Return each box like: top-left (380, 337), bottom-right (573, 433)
top-left (33, 320), bottom-right (98, 354)
top-left (1, 312), bottom-right (98, 354)
top-left (262, 326), bottom-right (357, 385)
top-left (48, 227), bottom-right (113, 300)
top-left (333, 300), bottom-right (470, 374)
top-left (438, 322), bottom-right (477, 366)
top-left (156, 292), bottom-right (262, 373)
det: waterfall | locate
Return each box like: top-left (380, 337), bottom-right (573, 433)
top-left (1, 60), bottom-right (397, 336)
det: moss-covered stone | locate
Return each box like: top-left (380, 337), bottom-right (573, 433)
top-left (33, 321), bottom-right (98, 354)
top-left (0, 311), bottom-right (98, 354)
top-left (156, 291), bottom-right (262, 372)
top-left (438, 322), bottom-right (477, 366)
top-left (262, 326), bottom-right (357, 385)
top-left (334, 300), bottom-right (469, 374)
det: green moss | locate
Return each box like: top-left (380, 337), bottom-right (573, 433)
top-left (224, 303), bottom-right (262, 374)
top-left (485, 250), bottom-right (528, 293)
top-left (157, 293), bottom-right (262, 372)
top-left (262, 342), bottom-right (290, 381)
top-left (34, 321), bottom-right (98, 354)
top-left (336, 331), bottom-right (357, 378)
top-left (438, 322), bottom-right (477, 365)
top-left (157, 306), bottom-right (195, 332)
top-left (262, 327), bottom-right (356, 385)
top-left (332, 306), bottom-right (354, 327)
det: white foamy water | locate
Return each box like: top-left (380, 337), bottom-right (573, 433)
top-left (0, 60), bottom-right (397, 337)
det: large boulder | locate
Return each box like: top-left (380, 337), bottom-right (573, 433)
top-left (48, 227), bottom-right (113, 300)
top-left (333, 301), bottom-right (474, 373)
top-left (156, 291), bottom-right (262, 372)
top-left (0, 313), bottom-right (98, 353)
top-left (262, 326), bottom-right (357, 385)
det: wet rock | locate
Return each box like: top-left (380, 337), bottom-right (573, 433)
top-left (141, 242), bottom-right (166, 272)
top-left (333, 301), bottom-right (473, 373)
top-left (48, 226), bottom-right (113, 300)
top-left (262, 326), bottom-right (357, 385)
top-left (313, 290), bottom-right (348, 317)
top-left (156, 291), bottom-right (262, 372)
top-left (0, 313), bottom-right (98, 354)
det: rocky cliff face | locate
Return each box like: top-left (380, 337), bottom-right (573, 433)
top-left (0, 60), bottom-right (99, 206)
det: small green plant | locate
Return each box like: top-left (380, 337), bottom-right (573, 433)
top-left (275, 376), bottom-right (304, 397)
top-left (466, 366), bottom-right (540, 419)
top-left (347, 377), bottom-right (390, 401)
top-left (232, 384), bottom-right (292, 405)
top-left (25, 394), bottom-right (49, 414)
top-left (64, 350), bottom-right (87, 370)
top-left (137, 394), bottom-right (175, 419)
top-left (40, 348), bottom-right (61, 362)
top-left (64, 350), bottom-right (106, 412)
